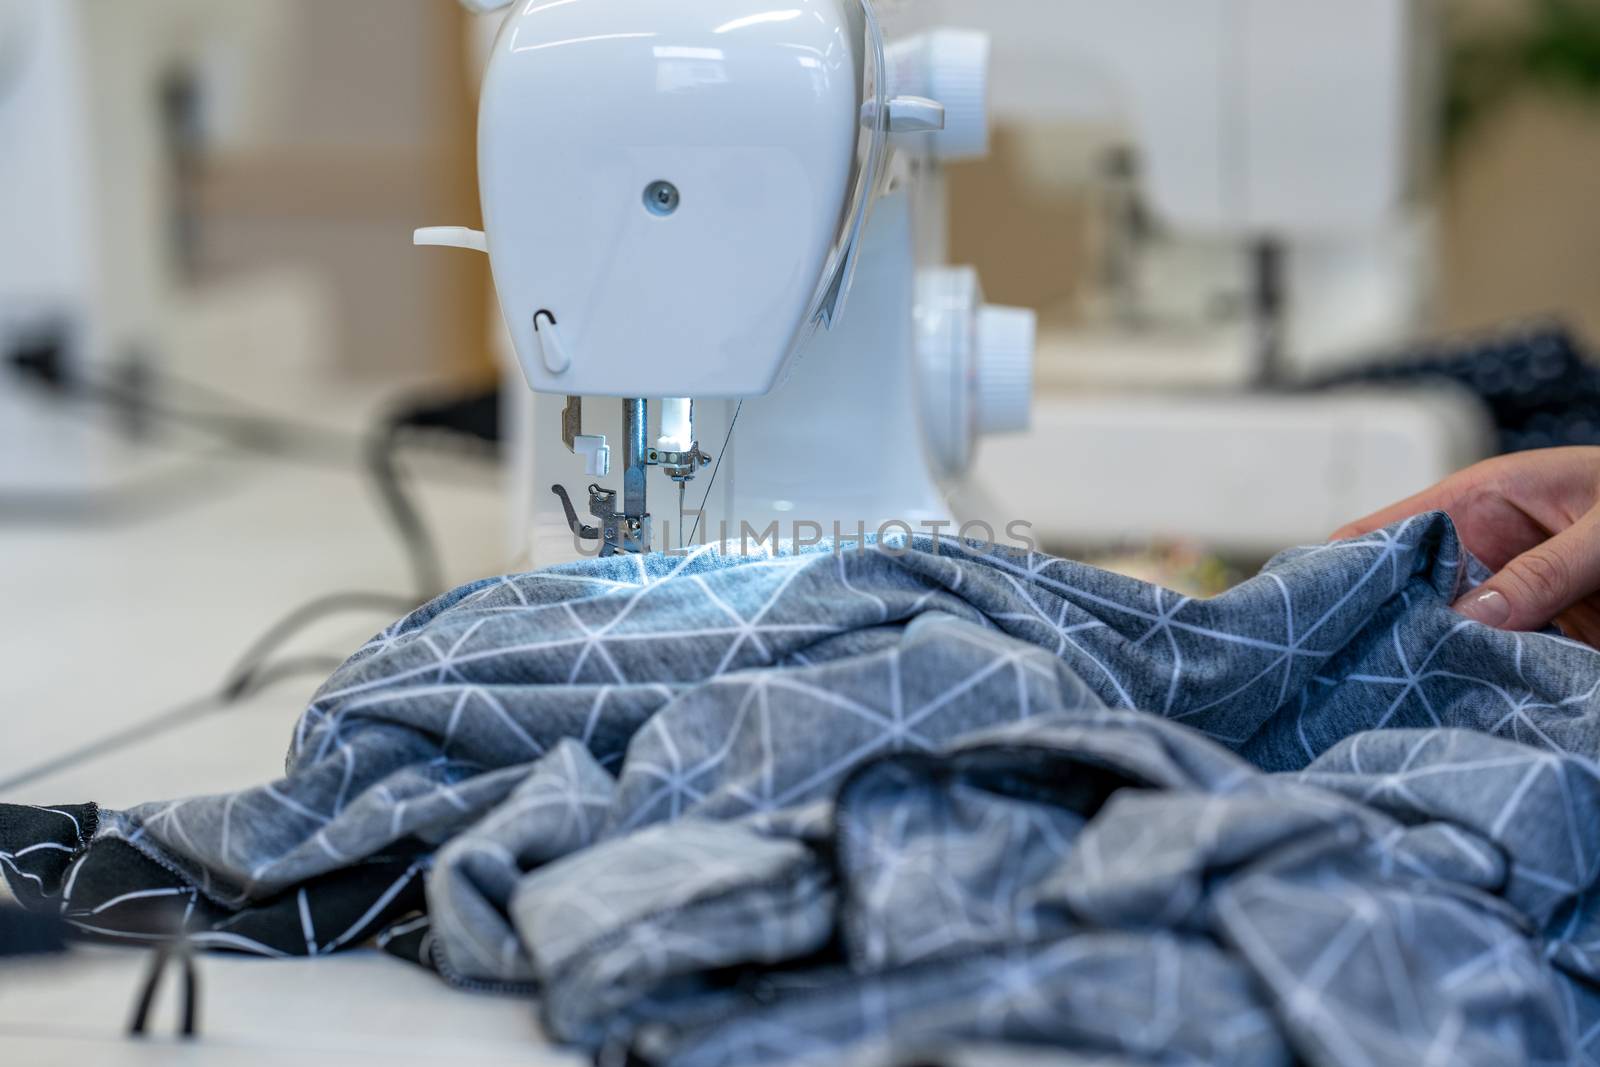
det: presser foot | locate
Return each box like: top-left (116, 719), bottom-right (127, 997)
top-left (552, 483), bottom-right (650, 557)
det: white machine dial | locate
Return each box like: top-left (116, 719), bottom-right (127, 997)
top-left (915, 267), bottom-right (1035, 477)
top-left (974, 305), bottom-right (1035, 435)
top-left (887, 29), bottom-right (990, 162)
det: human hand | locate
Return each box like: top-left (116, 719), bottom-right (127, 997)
top-left (1331, 447), bottom-right (1600, 646)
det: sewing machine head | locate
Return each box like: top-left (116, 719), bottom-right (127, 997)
top-left (476, 0), bottom-right (891, 401)
top-left (421, 0), bottom-right (1035, 560)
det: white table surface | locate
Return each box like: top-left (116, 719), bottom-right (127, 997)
top-left (0, 382), bottom-right (581, 1065)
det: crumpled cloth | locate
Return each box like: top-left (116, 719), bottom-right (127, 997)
top-left (1309, 320), bottom-right (1600, 454)
top-left (9, 513), bottom-right (1600, 1066)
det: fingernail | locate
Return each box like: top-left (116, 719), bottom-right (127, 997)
top-left (1456, 589), bottom-right (1512, 627)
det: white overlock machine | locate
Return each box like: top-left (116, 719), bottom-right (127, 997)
top-left (420, 0), bottom-right (1036, 563)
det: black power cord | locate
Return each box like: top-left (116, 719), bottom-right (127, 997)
top-left (127, 935), bottom-right (199, 1039)
top-left (4, 332), bottom-right (507, 1042)
top-left (367, 420), bottom-right (447, 605)
top-left (0, 354), bottom-right (504, 793)
top-left (4, 343), bottom-right (501, 603)
top-left (8, 339), bottom-right (356, 464)
top-left (219, 591), bottom-right (418, 701)
top-left (367, 383), bottom-right (501, 603)
top-left (0, 594), bottom-right (399, 795)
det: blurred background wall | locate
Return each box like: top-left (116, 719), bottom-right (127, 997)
top-left (1437, 0), bottom-right (1600, 339)
top-left (177, 0), bottom-right (490, 381)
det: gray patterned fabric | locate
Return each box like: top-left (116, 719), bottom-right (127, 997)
top-left (93, 513), bottom-right (1600, 1065)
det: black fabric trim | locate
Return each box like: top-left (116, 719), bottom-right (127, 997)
top-left (0, 802), bottom-right (433, 962)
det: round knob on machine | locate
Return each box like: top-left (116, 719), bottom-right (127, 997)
top-left (924, 30), bottom-right (989, 161)
top-left (913, 267), bottom-right (978, 477)
top-left (974, 305), bottom-right (1035, 435)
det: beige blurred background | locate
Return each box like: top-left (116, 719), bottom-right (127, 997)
top-left (185, 1), bottom-right (489, 380)
top-left (1435, 0), bottom-right (1600, 339)
top-left (161, 0), bottom-right (490, 381)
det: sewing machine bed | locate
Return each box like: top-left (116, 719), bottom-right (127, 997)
top-left (6, 517), bottom-right (1599, 1065)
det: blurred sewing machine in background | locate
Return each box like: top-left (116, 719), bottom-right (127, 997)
top-left (0, 0), bottom-right (341, 502)
top-left (0, 0), bottom-right (190, 494)
top-left (0, 0), bottom-right (482, 507)
top-left (937, 0), bottom-right (1495, 553)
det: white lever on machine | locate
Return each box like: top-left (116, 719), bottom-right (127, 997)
top-left (413, 226), bottom-right (487, 253)
top-left (533, 310), bottom-right (572, 375)
top-left (876, 95), bottom-right (947, 134)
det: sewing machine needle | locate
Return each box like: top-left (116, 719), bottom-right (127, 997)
top-left (678, 481), bottom-right (685, 551)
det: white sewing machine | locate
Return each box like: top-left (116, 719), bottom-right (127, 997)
top-left (430, 0), bottom-right (1490, 564)
top-left (425, 0), bottom-right (1033, 563)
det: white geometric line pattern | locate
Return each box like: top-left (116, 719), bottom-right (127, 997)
top-left (12, 513), bottom-right (1600, 1065)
